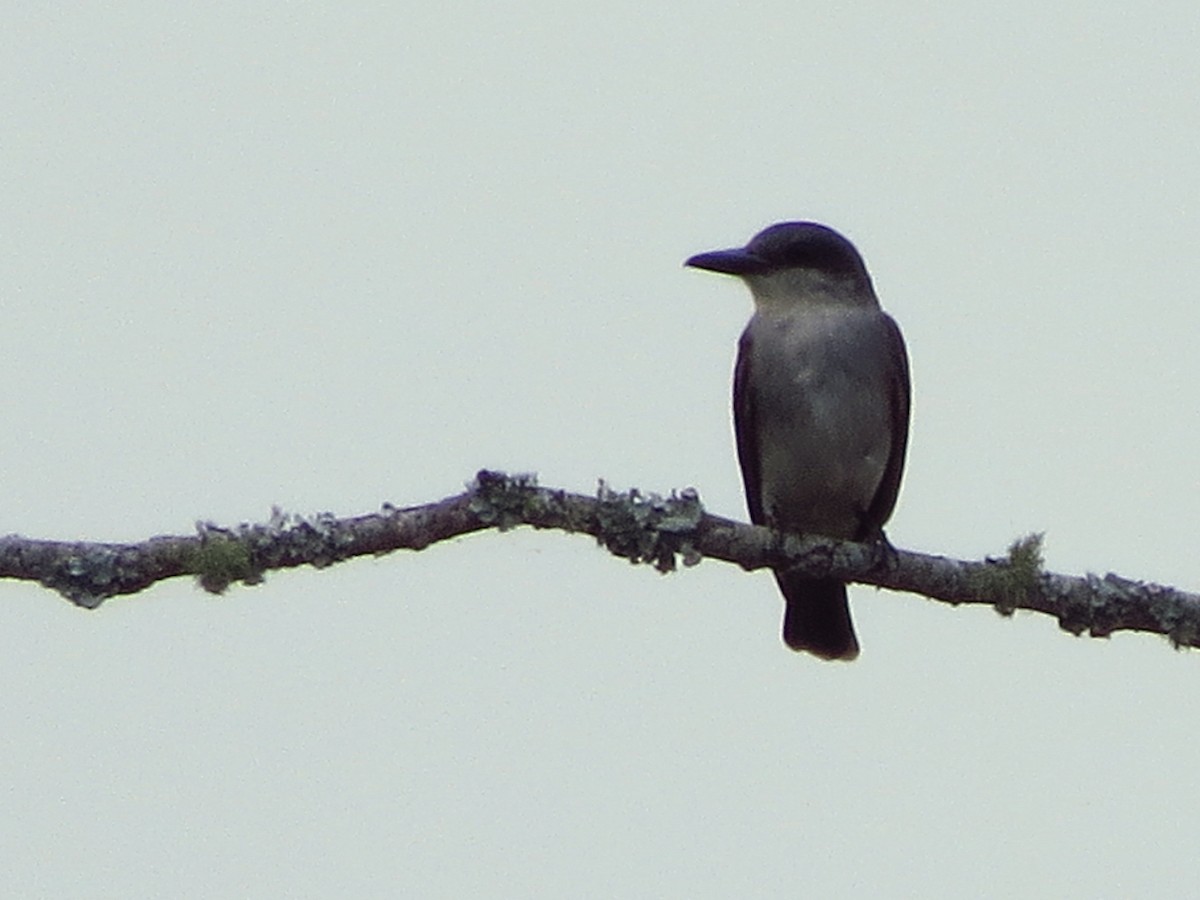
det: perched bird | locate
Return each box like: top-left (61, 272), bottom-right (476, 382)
top-left (685, 222), bottom-right (910, 659)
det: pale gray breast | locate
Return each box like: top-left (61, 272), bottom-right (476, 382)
top-left (747, 306), bottom-right (896, 538)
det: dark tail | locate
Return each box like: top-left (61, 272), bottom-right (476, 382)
top-left (775, 571), bottom-right (860, 660)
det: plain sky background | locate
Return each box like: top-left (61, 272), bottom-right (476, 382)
top-left (3, 3), bottom-right (1199, 897)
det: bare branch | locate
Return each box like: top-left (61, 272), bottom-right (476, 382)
top-left (1, 470), bottom-right (1196, 650)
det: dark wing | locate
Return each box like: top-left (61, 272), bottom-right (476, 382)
top-left (860, 313), bottom-right (911, 535)
top-left (732, 328), bottom-right (766, 526)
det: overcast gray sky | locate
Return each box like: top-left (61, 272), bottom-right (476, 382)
top-left (3, 3), bottom-right (1199, 897)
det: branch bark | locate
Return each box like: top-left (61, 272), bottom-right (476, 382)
top-left (1, 469), bottom-right (1196, 650)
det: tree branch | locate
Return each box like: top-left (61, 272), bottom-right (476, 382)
top-left (1, 470), bottom-right (1196, 650)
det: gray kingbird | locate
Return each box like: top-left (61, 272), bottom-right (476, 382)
top-left (686, 221), bottom-right (910, 659)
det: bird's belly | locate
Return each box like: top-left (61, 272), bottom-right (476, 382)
top-left (756, 367), bottom-right (891, 539)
